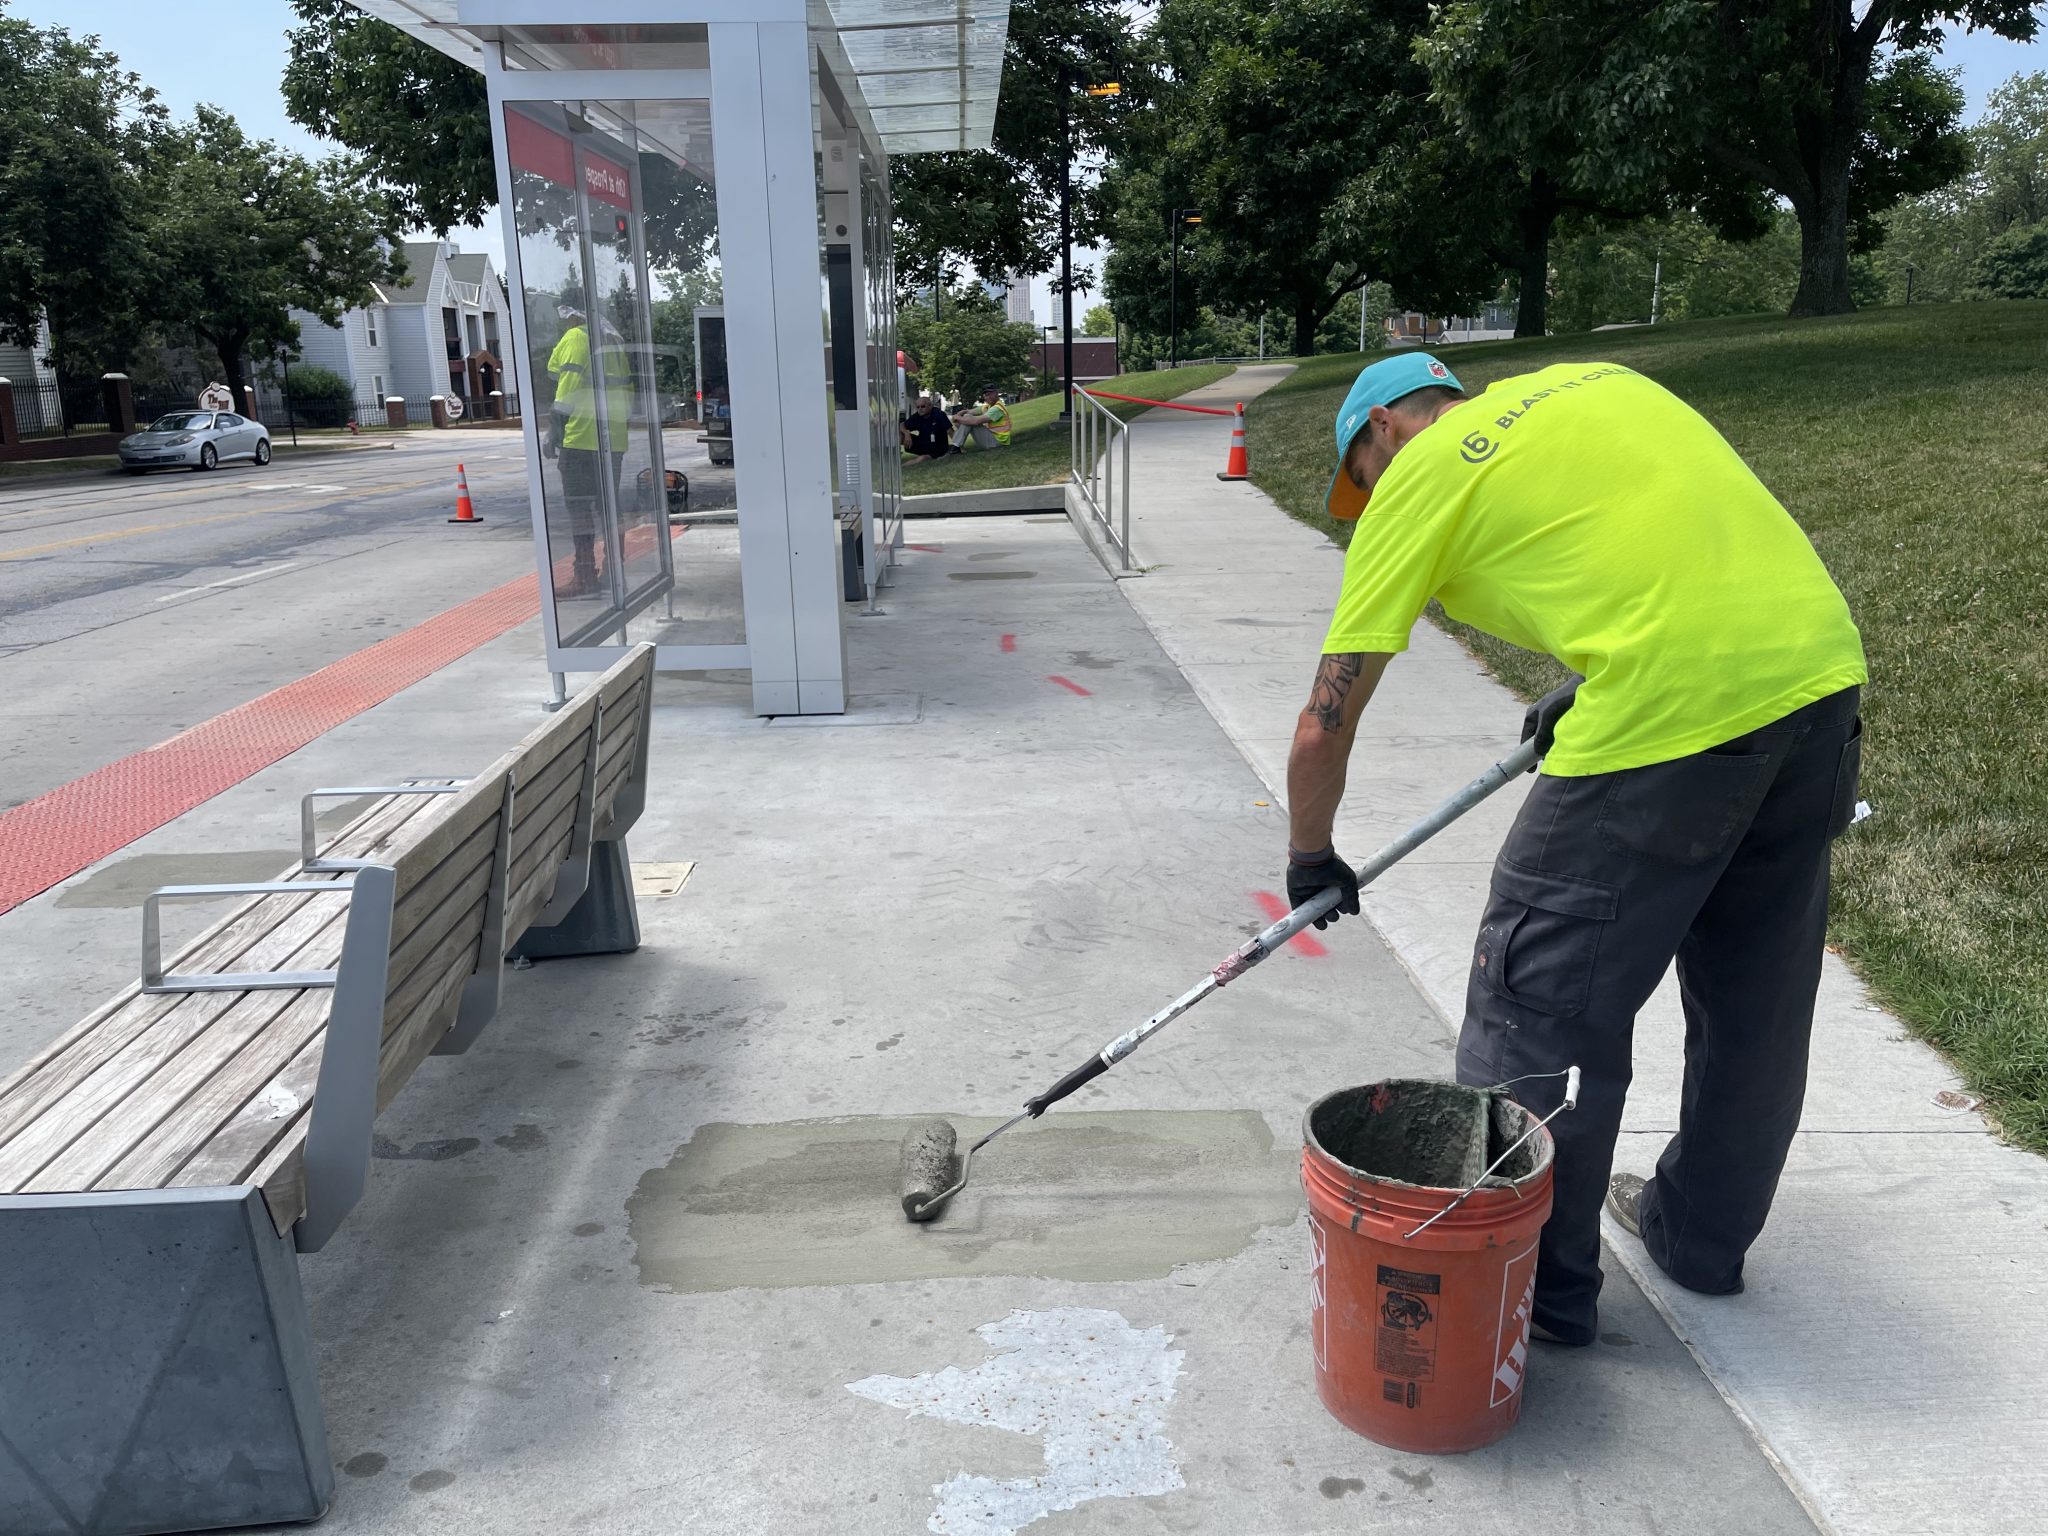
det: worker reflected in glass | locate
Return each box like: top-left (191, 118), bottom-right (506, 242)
top-left (901, 393), bottom-right (951, 465)
top-left (547, 302), bottom-right (634, 598)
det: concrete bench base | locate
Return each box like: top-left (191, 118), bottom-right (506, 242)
top-left (511, 839), bottom-right (639, 960)
top-left (0, 1187), bottom-right (330, 1536)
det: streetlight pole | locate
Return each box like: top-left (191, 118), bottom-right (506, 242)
top-left (1169, 208), bottom-right (1201, 369)
top-left (1059, 67), bottom-right (1074, 420)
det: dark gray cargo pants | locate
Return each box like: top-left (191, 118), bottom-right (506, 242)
top-left (1456, 687), bottom-right (1862, 1344)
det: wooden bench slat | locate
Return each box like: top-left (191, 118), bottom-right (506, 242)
top-left (383, 866), bottom-right (494, 1020)
top-left (86, 985), bottom-right (337, 1193)
top-left (509, 760), bottom-right (584, 868)
top-left (0, 894), bottom-right (356, 1193)
top-left (505, 825), bottom-right (576, 939)
top-left (0, 790), bottom-right (451, 1156)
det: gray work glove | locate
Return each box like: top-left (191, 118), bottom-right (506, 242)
top-left (1521, 676), bottom-right (1583, 768)
top-left (1287, 849), bottom-right (1361, 930)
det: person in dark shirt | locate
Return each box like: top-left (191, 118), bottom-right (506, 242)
top-left (901, 395), bottom-right (952, 463)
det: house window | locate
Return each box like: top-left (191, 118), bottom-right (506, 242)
top-left (374, 374), bottom-right (385, 399)
top-left (367, 310), bottom-right (378, 347)
top-left (484, 316), bottom-right (500, 356)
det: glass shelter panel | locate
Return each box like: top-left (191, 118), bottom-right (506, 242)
top-left (504, 97), bottom-right (739, 660)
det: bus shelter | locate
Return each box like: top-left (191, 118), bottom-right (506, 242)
top-left (353, 2), bottom-right (1007, 714)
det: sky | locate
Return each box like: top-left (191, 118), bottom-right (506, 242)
top-left (14, 1), bottom-right (2044, 329)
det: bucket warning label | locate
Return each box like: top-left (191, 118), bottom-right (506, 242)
top-left (1308, 1216), bottom-right (1328, 1374)
top-left (1491, 1240), bottom-right (1540, 1406)
top-left (1374, 1264), bottom-right (1439, 1384)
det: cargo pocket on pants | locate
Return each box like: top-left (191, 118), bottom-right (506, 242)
top-left (1471, 859), bottom-right (1618, 1018)
top-left (1825, 717), bottom-right (1863, 839)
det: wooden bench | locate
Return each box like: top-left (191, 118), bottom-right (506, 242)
top-left (0, 644), bottom-right (655, 1536)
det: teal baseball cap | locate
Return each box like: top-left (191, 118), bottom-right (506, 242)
top-left (1325, 352), bottom-right (1463, 521)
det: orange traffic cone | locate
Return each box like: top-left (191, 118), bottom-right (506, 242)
top-left (449, 463), bottom-right (482, 524)
top-left (1216, 403), bottom-right (1250, 481)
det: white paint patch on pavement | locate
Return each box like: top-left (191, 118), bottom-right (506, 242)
top-left (848, 1307), bottom-right (1185, 1535)
top-left (153, 561), bottom-right (300, 601)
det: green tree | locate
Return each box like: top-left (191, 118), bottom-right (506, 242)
top-left (282, 0), bottom-right (492, 234)
top-left (1426, 0), bottom-right (2030, 318)
top-left (1964, 222), bottom-right (2048, 297)
top-left (1106, 0), bottom-right (1497, 359)
top-left (1081, 303), bottom-right (1116, 337)
top-left (0, 8), bottom-right (161, 371)
top-left (922, 288), bottom-right (1035, 401)
top-left (1547, 211), bottom-right (1803, 332)
top-left (1870, 69), bottom-right (2048, 302)
top-left (145, 107), bottom-right (399, 409)
top-left (890, 0), bottom-right (1144, 297)
top-left (648, 269), bottom-right (725, 402)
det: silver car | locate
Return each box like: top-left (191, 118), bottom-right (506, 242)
top-left (117, 411), bottom-right (272, 473)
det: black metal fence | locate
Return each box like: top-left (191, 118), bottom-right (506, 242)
top-left (7, 378), bottom-right (107, 438)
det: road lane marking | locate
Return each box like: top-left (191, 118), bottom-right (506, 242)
top-left (0, 508), bottom-right (275, 562)
top-left (153, 561), bottom-right (302, 601)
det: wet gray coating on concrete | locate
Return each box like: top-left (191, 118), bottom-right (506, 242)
top-left (628, 1111), bottom-right (1302, 1291)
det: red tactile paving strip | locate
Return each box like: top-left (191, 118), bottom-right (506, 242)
top-left (0, 570), bottom-right (542, 918)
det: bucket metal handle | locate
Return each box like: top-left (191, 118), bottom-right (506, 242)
top-left (1402, 1066), bottom-right (1580, 1241)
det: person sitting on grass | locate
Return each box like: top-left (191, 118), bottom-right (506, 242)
top-left (901, 394), bottom-right (952, 465)
top-left (949, 386), bottom-right (1013, 451)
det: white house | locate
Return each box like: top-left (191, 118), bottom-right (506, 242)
top-left (291, 240), bottom-right (514, 410)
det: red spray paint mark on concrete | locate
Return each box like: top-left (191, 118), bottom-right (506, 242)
top-left (906, 543), bottom-right (945, 553)
top-left (1048, 675), bottom-right (1092, 697)
top-left (1253, 890), bottom-right (1329, 957)
top-left (1000, 633), bottom-right (1017, 653)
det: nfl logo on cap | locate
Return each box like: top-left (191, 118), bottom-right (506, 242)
top-left (1427, 359), bottom-right (1449, 379)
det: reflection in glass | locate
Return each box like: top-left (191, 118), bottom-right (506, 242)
top-left (505, 98), bottom-right (736, 656)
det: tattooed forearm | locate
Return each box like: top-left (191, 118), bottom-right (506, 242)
top-left (1307, 653), bottom-right (1365, 733)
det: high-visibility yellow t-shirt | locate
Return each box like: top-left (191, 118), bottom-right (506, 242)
top-left (547, 324), bottom-right (632, 452)
top-left (985, 400), bottom-right (1012, 444)
top-left (1322, 361), bottom-right (1867, 776)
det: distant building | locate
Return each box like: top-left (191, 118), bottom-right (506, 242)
top-left (290, 240), bottom-right (513, 407)
top-left (1384, 303), bottom-right (1517, 346)
top-left (1028, 337), bottom-right (1118, 388)
top-left (1004, 276), bottom-right (1033, 327)
top-left (0, 318), bottom-right (60, 391)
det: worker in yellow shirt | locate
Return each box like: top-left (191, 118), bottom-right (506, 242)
top-left (547, 303), bottom-right (635, 597)
top-left (949, 386), bottom-right (1012, 451)
top-left (1286, 353), bottom-right (1866, 1347)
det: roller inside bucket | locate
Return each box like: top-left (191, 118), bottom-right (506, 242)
top-left (1306, 1079), bottom-right (1548, 1191)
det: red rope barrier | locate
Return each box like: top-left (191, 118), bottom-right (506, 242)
top-left (1081, 388), bottom-right (1236, 417)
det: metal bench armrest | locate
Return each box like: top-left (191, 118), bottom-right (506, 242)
top-left (142, 881), bottom-right (360, 994)
top-left (300, 781), bottom-right (469, 872)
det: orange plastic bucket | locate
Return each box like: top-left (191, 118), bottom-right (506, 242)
top-left (1301, 1079), bottom-right (1555, 1454)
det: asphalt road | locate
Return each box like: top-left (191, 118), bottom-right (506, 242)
top-left (0, 433), bottom-right (542, 810)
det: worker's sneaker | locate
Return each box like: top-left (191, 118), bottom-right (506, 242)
top-left (1606, 1172), bottom-right (1646, 1238)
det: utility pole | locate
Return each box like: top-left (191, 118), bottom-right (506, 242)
top-left (1650, 247), bottom-right (1663, 325)
top-left (1257, 312), bottom-right (1265, 360)
top-left (1904, 261), bottom-right (1917, 305)
top-left (1357, 276), bottom-right (1370, 353)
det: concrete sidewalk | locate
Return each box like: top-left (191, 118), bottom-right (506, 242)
top-left (0, 517), bottom-right (1811, 1532)
top-left (1116, 363), bottom-right (2048, 1536)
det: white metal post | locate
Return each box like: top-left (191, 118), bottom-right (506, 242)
top-left (711, 22), bottom-right (845, 715)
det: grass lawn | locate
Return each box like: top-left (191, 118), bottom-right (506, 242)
top-left (1246, 304), bottom-right (2048, 1151)
top-left (903, 363), bottom-right (1237, 494)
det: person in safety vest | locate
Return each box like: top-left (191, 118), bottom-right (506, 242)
top-left (1286, 352), bottom-right (1865, 1346)
top-left (548, 303), bottom-right (635, 597)
top-left (949, 385), bottom-right (1012, 451)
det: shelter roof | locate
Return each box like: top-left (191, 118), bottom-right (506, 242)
top-left (345, 3), bottom-right (1007, 153)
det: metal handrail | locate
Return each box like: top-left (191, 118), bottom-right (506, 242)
top-left (1068, 389), bottom-right (1133, 572)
